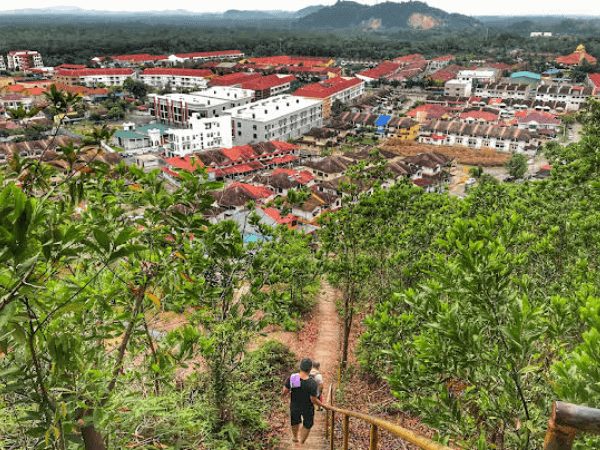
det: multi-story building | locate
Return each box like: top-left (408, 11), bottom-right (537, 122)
top-left (474, 82), bottom-right (531, 100)
top-left (91, 53), bottom-right (168, 68)
top-left (419, 119), bottom-right (535, 153)
top-left (457, 69), bottom-right (499, 85)
top-left (168, 50), bottom-right (244, 65)
top-left (54, 68), bottom-right (135, 87)
top-left (429, 55), bottom-right (454, 71)
top-left (6, 50), bottom-right (44, 71)
top-left (166, 115), bottom-right (232, 157)
top-left (293, 77), bottom-right (364, 118)
top-left (0, 56), bottom-right (6, 72)
top-left (149, 86), bottom-right (254, 127)
top-left (226, 95), bottom-right (323, 146)
top-left (140, 68), bottom-right (214, 91)
top-left (535, 84), bottom-right (594, 110)
top-left (444, 79), bottom-right (472, 97)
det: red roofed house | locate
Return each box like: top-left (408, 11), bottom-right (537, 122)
top-left (588, 73), bottom-right (600, 90)
top-left (407, 104), bottom-right (451, 122)
top-left (517, 112), bottom-right (561, 131)
top-left (244, 55), bottom-right (333, 68)
top-left (293, 77), bottom-right (364, 118)
top-left (394, 54), bottom-right (426, 64)
top-left (54, 68), bottom-right (135, 87)
top-left (459, 110), bottom-right (499, 125)
top-left (91, 54), bottom-right (168, 68)
top-left (140, 68), bottom-right (215, 90)
top-left (170, 50), bottom-right (245, 64)
top-left (429, 55), bottom-right (454, 71)
top-left (55, 64), bottom-right (88, 70)
top-left (556, 45), bottom-right (597, 68)
top-left (357, 62), bottom-right (402, 82)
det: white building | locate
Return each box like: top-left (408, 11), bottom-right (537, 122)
top-left (166, 115), bottom-right (233, 157)
top-left (149, 86), bottom-right (254, 127)
top-left (474, 82), bottom-right (531, 100)
top-left (457, 69), bottom-right (499, 85)
top-left (168, 50), bottom-right (244, 65)
top-left (0, 56), bottom-right (6, 72)
top-left (444, 79), bottom-right (472, 97)
top-left (54, 68), bottom-right (136, 87)
top-left (139, 68), bottom-right (213, 91)
top-left (6, 50), bottom-right (44, 71)
top-left (226, 95), bottom-right (323, 146)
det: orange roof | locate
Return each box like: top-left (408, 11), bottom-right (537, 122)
top-left (231, 182), bottom-right (273, 199)
top-left (589, 73), bottom-right (600, 88)
top-left (262, 207), bottom-right (297, 228)
top-left (242, 74), bottom-right (295, 91)
top-left (142, 68), bottom-right (214, 78)
top-left (460, 110), bottom-right (498, 121)
top-left (394, 54), bottom-right (426, 63)
top-left (407, 104), bottom-right (449, 119)
top-left (293, 77), bottom-right (363, 99)
top-left (55, 68), bottom-right (134, 77)
top-left (556, 47), bottom-right (597, 66)
top-left (27, 87), bottom-right (45, 96)
top-left (431, 54), bottom-right (454, 62)
top-left (165, 155), bottom-right (205, 172)
top-left (110, 53), bottom-right (168, 62)
top-left (246, 55), bottom-right (331, 67)
top-left (175, 50), bottom-right (243, 59)
top-left (358, 62), bottom-right (401, 80)
top-left (5, 85), bottom-right (25, 93)
top-left (221, 145), bottom-right (257, 161)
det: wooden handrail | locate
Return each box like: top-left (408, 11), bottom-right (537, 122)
top-left (321, 384), bottom-right (452, 450)
top-left (544, 401), bottom-right (600, 450)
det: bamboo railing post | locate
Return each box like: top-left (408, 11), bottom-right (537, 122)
top-left (325, 409), bottom-right (330, 439)
top-left (544, 401), bottom-right (600, 450)
top-left (330, 411), bottom-right (335, 450)
top-left (369, 424), bottom-right (379, 450)
top-left (343, 415), bottom-right (350, 450)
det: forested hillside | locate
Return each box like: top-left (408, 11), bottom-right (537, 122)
top-left (2, 86), bottom-right (600, 449)
top-left (2, 16), bottom-right (600, 67)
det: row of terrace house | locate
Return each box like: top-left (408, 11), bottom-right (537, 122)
top-left (161, 140), bottom-right (301, 182)
top-left (332, 112), bottom-right (420, 140)
top-left (139, 68), bottom-right (215, 90)
top-left (419, 120), bottom-right (536, 153)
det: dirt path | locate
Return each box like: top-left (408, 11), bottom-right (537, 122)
top-left (277, 280), bottom-right (341, 450)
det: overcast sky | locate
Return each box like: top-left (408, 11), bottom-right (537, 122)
top-left (2, 0), bottom-right (600, 16)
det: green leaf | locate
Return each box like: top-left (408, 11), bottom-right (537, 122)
top-left (93, 228), bottom-right (111, 253)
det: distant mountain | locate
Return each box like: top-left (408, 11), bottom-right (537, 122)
top-left (0, 5), bottom-right (326, 19)
top-left (295, 0), bottom-right (480, 30)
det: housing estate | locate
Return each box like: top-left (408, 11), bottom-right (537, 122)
top-left (169, 50), bottom-right (244, 65)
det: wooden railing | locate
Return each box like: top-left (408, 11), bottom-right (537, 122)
top-left (321, 385), bottom-right (452, 450)
top-left (544, 401), bottom-right (600, 450)
top-left (321, 388), bottom-right (600, 450)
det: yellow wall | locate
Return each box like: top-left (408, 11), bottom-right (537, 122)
top-left (393, 122), bottom-right (419, 140)
top-left (0, 77), bottom-right (15, 88)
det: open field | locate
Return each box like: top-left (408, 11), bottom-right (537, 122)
top-left (381, 139), bottom-right (512, 167)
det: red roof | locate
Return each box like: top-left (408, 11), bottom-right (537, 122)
top-left (5, 85), bottom-right (25, 93)
top-left (55, 64), bottom-right (87, 69)
top-left (165, 155), bottom-right (205, 172)
top-left (210, 73), bottom-right (261, 86)
top-left (221, 145), bottom-right (258, 161)
top-left (540, 164), bottom-right (552, 170)
top-left (588, 73), bottom-right (600, 88)
top-left (55, 68), bottom-right (134, 77)
top-left (431, 54), bottom-right (454, 62)
top-left (272, 168), bottom-right (315, 185)
top-left (412, 178), bottom-right (435, 187)
top-left (556, 51), bottom-right (597, 66)
top-left (430, 64), bottom-right (464, 82)
top-left (293, 77), bottom-right (363, 99)
top-left (242, 74), bottom-right (295, 91)
top-left (231, 182), bottom-right (273, 199)
top-left (175, 50), bottom-right (243, 59)
top-left (110, 53), bottom-right (168, 62)
top-left (262, 207), bottom-right (297, 227)
top-left (142, 68), bottom-right (214, 78)
top-left (395, 54), bottom-right (426, 63)
top-left (358, 62), bottom-right (401, 80)
top-left (460, 110), bottom-right (499, 121)
top-left (245, 55), bottom-right (332, 67)
top-left (518, 113), bottom-right (561, 125)
top-left (26, 87), bottom-right (45, 96)
top-left (407, 104), bottom-right (449, 119)
top-left (161, 167), bottom-right (181, 178)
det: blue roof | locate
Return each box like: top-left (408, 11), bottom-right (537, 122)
top-left (375, 115), bottom-right (391, 127)
top-left (543, 68), bottom-right (561, 75)
top-left (510, 71), bottom-right (541, 80)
